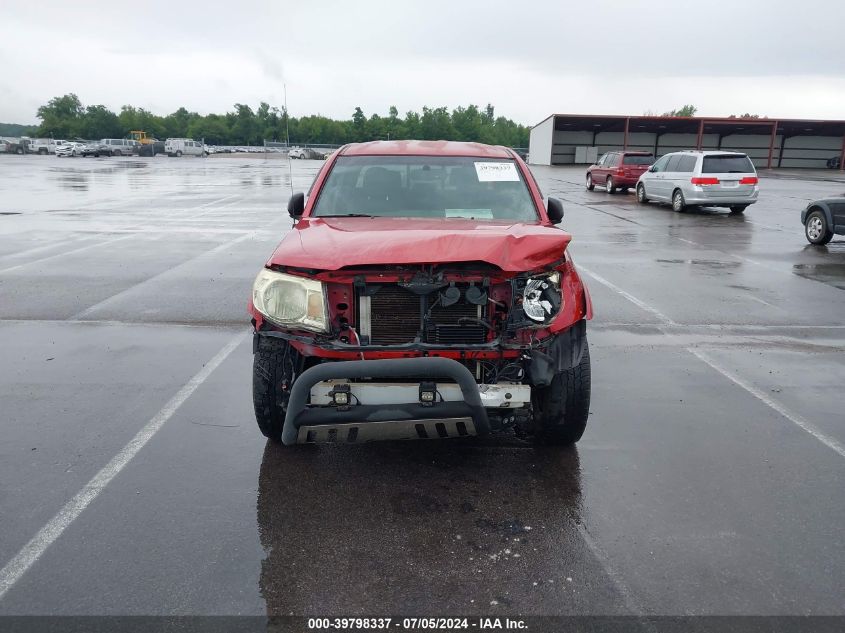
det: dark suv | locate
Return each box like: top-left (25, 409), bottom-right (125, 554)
top-left (803, 197), bottom-right (845, 244)
top-left (249, 141), bottom-right (593, 447)
top-left (587, 151), bottom-right (654, 193)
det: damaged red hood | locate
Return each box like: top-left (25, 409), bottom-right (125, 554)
top-left (267, 217), bottom-right (572, 272)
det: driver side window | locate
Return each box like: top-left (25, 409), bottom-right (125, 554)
top-left (651, 155), bottom-right (671, 173)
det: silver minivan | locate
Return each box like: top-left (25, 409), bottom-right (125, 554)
top-left (636, 151), bottom-right (759, 213)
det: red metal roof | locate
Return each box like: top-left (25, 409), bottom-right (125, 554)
top-left (341, 140), bottom-right (512, 158)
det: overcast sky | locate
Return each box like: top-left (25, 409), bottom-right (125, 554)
top-left (2, 0), bottom-right (844, 127)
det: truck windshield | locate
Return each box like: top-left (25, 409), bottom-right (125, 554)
top-left (312, 156), bottom-right (539, 221)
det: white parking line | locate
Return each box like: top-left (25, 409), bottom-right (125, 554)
top-left (0, 234), bottom-right (134, 275)
top-left (580, 265), bottom-right (845, 461)
top-left (0, 329), bottom-right (249, 602)
top-left (0, 236), bottom-right (93, 263)
top-left (579, 265), bottom-right (677, 326)
top-left (690, 349), bottom-right (845, 459)
top-left (0, 195), bottom-right (250, 275)
top-left (71, 232), bottom-right (256, 320)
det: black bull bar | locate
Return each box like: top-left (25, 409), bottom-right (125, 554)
top-left (281, 357), bottom-right (492, 445)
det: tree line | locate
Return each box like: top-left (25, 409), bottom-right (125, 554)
top-left (29, 94), bottom-right (530, 147)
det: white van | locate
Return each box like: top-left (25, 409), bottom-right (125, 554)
top-left (165, 138), bottom-right (206, 157)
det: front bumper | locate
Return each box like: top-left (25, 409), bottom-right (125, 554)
top-left (281, 357), bottom-right (492, 445)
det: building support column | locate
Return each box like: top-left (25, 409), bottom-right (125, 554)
top-left (767, 122), bottom-right (778, 169)
top-left (623, 118), bottom-right (630, 151)
top-left (777, 135), bottom-right (788, 169)
top-left (696, 120), bottom-right (704, 150)
top-left (839, 132), bottom-right (845, 171)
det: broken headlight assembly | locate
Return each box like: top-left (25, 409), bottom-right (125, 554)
top-left (519, 272), bottom-right (562, 324)
top-left (252, 269), bottom-right (329, 332)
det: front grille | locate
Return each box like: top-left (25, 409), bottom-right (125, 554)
top-left (425, 324), bottom-right (486, 345)
top-left (369, 286), bottom-right (422, 344)
top-left (367, 285), bottom-right (487, 346)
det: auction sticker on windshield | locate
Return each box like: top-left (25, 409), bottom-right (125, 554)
top-left (474, 161), bottom-right (520, 182)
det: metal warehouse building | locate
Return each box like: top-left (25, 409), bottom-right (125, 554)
top-left (528, 114), bottom-right (845, 170)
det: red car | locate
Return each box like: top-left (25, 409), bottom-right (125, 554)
top-left (586, 151), bottom-right (654, 193)
top-left (249, 140), bottom-right (593, 447)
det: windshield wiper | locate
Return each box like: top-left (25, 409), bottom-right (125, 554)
top-left (317, 213), bottom-right (373, 218)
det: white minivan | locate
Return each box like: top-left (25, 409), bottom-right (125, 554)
top-left (636, 151), bottom-right (759, 214)
top-left (165, 138), bottom-right (206, 157)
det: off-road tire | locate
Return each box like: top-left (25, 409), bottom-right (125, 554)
top-left (533, 343), bottom-right (591, 446)
top-left (253, 335), bottom-right (298, 442)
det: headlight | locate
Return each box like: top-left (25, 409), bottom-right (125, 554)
top-left (252, 269), bottom-right (329, 332)
top-left (521, 272), bottom-right (562, 323)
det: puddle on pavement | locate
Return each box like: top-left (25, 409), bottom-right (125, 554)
top-left (792, 263), bottom-right (845, 290)
top-left (657, 258), bottom-right (741, 270)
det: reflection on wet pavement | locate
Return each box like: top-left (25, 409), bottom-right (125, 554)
top-left (255, 440), bottom-right (626, 615)
top-left (793, 262), bottom-right (845, 289)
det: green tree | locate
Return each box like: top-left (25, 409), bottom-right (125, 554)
top-left (162, 107), bottom-right (199, 138)
top-left (351, 107), bottom-right (367, 142)
top-left (403, 110), bottom-right (421, 139)
top-left (187, 114), bottom-right (230, 144)
top-left (231, 103), bottom-right (258, 144)
top-left (80, 105), bottom-right (122, 139)
top-left (420, 106), bottom-right (453, 140)
top-left (36, 94), bottom-right (84, 138)
top-left (452, 105), bottom-right (482, 141)
top-left (29, 95), bottom-right (532, 147)
top-left (663, 104), bottom-right (698, 117)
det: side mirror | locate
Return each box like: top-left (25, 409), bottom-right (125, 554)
top-left (547, 197), bottom-right (564, 225)
top-left (287, 192), bottom-right (305, 219)
top-left (649, 165), bottom-right (657, 172)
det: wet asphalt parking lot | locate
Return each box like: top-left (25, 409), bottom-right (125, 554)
top-left (0, 155), bottom-right (844, 617)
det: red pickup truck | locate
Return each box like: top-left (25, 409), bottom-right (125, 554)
top-left (249, 140), bottom-right (593, 447)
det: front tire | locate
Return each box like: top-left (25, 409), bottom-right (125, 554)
top-left (606, 176), bottom-right (616, 194)
top-left (533, 343), bottom-right (591, 446)
top-left (672, 189), bottom-right (686, 212)
top-left (586, 174), bottom-right (595, 191)
top-left (730, 205), bottom-right (748, 214)
top-left (805, 210), bottom-right (833, 245)
top-left (636, 183), bottom-right (649, 203)
top-left (253, 335), bottom-right (302, 442)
